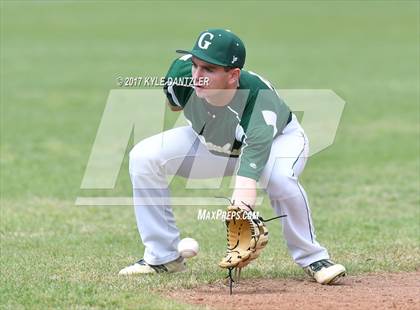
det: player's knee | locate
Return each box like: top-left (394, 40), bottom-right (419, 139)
top-left (266, 173), bottom-right (300, 200)
top-left (129, 139), bottom-right (161, 175)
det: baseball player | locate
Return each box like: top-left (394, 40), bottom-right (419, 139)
top-left (119, 29), bottom-right (346, 284)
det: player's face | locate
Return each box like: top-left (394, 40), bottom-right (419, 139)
top-left (191, 57), bottom-right (238, 100)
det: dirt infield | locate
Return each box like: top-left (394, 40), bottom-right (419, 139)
top-left (169, 272), bottom-right (420, 310)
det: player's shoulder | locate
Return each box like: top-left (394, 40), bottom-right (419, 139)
top-left (166, 54), bottom-right (193, 79)
top-left (238, 69), bottom-right (287, 111)
top-left (164, 55), bottom-right (194, 109)
top-left (239, 70), bottom-right (275, 93)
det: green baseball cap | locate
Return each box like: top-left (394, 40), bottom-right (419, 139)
top-left (176, 28), bottom-right (246, 69)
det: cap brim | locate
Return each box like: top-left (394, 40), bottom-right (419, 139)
top-left (176, 49), bottom-right (229, 67)
top-left (176, 49), bottom-right (192, 54)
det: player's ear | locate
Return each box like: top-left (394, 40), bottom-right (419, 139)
top-left (228, 68), bottom-right (241, 86)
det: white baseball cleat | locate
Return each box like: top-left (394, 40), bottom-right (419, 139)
top-left (304, 259), bottom-right (346, 284)
top-left (118, 256), bottom-right (186, 275)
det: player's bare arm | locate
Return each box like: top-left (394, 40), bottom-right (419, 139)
top-left (231, 175), bottom-right (257, 210)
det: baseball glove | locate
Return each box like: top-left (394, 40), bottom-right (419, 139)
top-left (217, 201), bottom-right (286, 294)
top-left (219, 205), bottom-right (269, 270)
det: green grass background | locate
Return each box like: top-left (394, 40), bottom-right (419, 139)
top-left (1, 1), bottom-right (419, 309)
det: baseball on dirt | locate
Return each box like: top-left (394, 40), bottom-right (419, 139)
top-left (177, 238), bottom-right (199, 258)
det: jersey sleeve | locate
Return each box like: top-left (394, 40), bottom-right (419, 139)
top-left (236, 124), bottom-right (275, 181)
top-left (236, 90), bottom-right (291, 181)
top-left (163, 56), bottom-right (194, 109)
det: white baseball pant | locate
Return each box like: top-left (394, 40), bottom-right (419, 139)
top-left (129, 114), bottom-right (329, 267)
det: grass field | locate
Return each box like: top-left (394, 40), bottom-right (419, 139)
top-left (1, 1), bottom-right (419, 309)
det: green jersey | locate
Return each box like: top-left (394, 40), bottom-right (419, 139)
top-left (163, 55), bottom-right (291, 181)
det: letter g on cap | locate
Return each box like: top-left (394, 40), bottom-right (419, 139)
top-left (198, 32), bottom-right (214, 49)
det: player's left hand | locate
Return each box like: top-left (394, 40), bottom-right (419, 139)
top-left (219, 205), bottom-right (269, 269)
